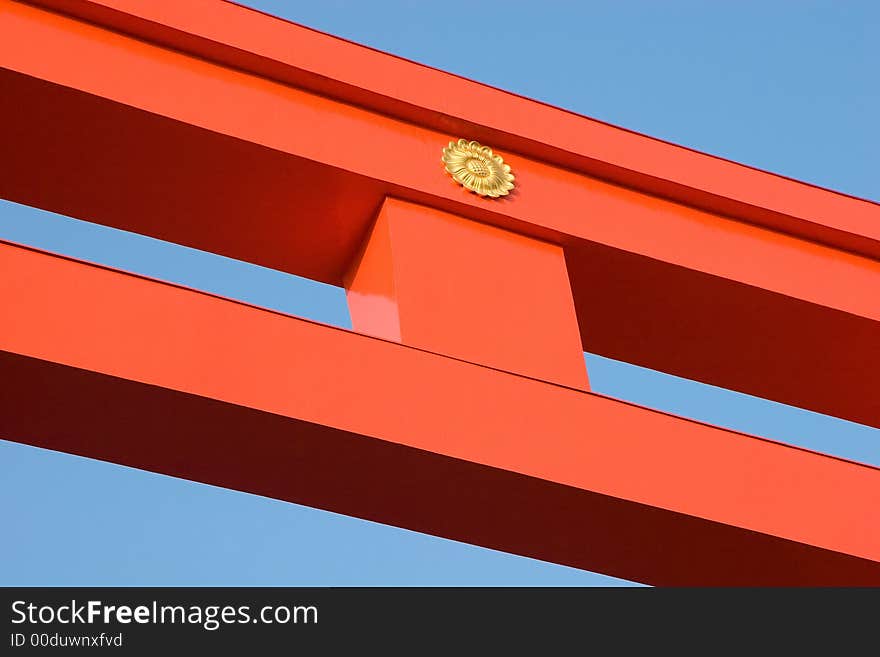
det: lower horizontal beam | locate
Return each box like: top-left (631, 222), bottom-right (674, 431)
top-left (1, 240), bottom-right (878, 585)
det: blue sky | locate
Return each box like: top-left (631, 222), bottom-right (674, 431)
top-left (1, 1), bottom-right (877, 586)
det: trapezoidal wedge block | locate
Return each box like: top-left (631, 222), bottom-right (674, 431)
top-left (345, 198), bottom-right (589, 389)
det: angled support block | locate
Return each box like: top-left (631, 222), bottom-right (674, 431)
top-left (345, 198), bottom-right (589, 389)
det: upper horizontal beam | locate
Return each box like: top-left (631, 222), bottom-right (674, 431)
top-left (1, 239), bottom-right (879, 585)
top-left (23, 0), bottom-right (880, 259)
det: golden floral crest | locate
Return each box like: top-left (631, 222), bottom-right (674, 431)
top-left (441, 139), bottom-right (515, 198)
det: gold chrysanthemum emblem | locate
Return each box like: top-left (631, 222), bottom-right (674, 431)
top-left (441, 139), bottom-right (515, 198)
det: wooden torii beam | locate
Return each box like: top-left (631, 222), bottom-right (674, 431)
top-left (1, 0), bottom-right (879, 584)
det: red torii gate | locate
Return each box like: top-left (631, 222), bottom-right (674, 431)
top-left (1, 0), bottom-right (879, 585)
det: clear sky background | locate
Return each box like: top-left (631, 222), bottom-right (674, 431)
top-left (1, 1), bottom-right (878, 586)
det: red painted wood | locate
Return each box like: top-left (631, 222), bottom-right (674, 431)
top-left (2, 0), bottom-right (879, 585)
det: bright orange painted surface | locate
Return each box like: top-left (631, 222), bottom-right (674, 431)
top-left (346, 199), bottom-right (589, 389)
top-left (2, 0), bottom-right (880, 585)
top-left (1, 240), bottom-right (879, 585)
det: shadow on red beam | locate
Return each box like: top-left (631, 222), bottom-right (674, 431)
top-left (1, 241), bottom-right (879, 585)
top-left (2, 352), bottom-right (879, 587)
top-left (569, 243), bottom-right (880, 430)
